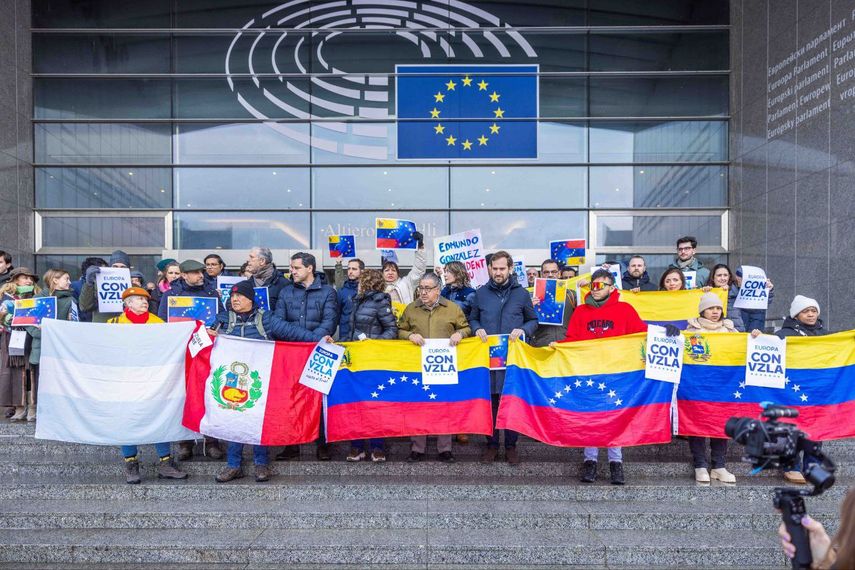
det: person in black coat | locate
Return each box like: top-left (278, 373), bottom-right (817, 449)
top-left (341, 269), bottom-right (398, 463)
top-left (621, 256), bottom-right (657, 292)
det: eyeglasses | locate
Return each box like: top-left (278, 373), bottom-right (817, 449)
top-left (418, 285), bottom-right (439, 293)
top-left (590, 281), bottom-right (610, 291)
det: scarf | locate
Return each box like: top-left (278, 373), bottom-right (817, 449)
top-left (584, 292), bottom-right (610, 309)
top-left (253, 263), bottom-right (275, 287)
top-left (676, 258), bottom-right (695, 270)
top-left (123, 308), bottom-right (150, 324)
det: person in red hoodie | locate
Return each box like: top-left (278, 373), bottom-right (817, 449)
top-left (555, 268), bottom-right (679, 485)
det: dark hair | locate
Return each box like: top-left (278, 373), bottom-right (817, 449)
top-left (490, 250), bottom-right (513, 268)
top-left (204, 254), bottom-right (224, 266)
top-left (290, 252), bottom-right (316, 272)
top-left (591, 268), bottom-right (615, 285)
top-left (382, 261), bottom-right (399, 275)
top-left (0, 251), bottom-right (11, 265)
top-left (485, 253), bottom-right (493, 266)
top-left (81, 257), bottom-right (107, 275)
top-left (358, 269), bottom-right (385, 294)
top-left (628, 255), bottom-right (645, 264)
top-left (239, 262), bottom-right (249, 275)
top-left (443, 261), bottom-right (471, 288)
top-left (348, 258), bottom-right (365, 270)
top-left (676, 235), bottom-right (698, 249)
top-left (659, 267), bottom-right (687, 290)
top-left (541, 259), bottom-right (561, 271)
top-left (561, 266), bottom-right (578, 276)
top-left (706, 264), bottom-right (735, 287)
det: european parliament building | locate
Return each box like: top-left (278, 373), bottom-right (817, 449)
top-left (3, 0), bottom-right (854, 328)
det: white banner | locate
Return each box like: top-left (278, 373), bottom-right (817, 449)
top-left (95, 268), bottom-right (131, 313)
top-left (216, 276), bottom-right (243, 306)
top-left (734, 266), bottom-right (769, 310)
top-left (433, 229), bottom-right (489, 288)
top-left (421, 339), bottom-right (458, 385)
top-left (745, 334), bottom-right (786, 389)
top-left (299, 341), bottom-right (345, 395)
top-left (683, 270), bottom-right (698, 290)
top-left (644, 325), bottom-right (684, 384)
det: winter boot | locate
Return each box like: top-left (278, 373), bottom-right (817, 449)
top-left (609, 461), bottom-right (625, 485)
top-left (124, 456), bottom-right (141, 484)
top-left (580, 460), bottom-right (597, 483)
top-left (157, 455), bottom-right (188, 480)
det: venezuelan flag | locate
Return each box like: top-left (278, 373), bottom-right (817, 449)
top-left (375, 218), bottom-right (417, 250)
top-left (550, 239), bottom-right (586, 266)
top-left (497, 334), bottom-right (673, 447)
top-left (167, 296), bottom-right (218, 326)
top-left (325, 338), bottom-right (492, 442)
top-left (613, 289), bottom-right (728, 328)
top-left (328, 234), bottom-right (355, 258)
top-left (12, 297), bottom-right (57, 326)
top-left (677, 330), bottom-right (855, 441)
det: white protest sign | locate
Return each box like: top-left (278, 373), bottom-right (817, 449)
top-left (745, 334), bottom-right (786, 389)
top-left (683, 270), bottom-right (698, 290)
top-left (734, 266), bottom-right (769, 310)
top-left (299, 341), bottom-right (346, 395)
top-left (607, 264), bottom-right (622, 290)
top-left (8, 330), bottom-right (26, 356)
top-left (421, 339), bottom-right (458, 385)
top-left (216, 276), bottom-right (242, 306)
top-left (513, 258), bottom-right (527, 287)
top-left (95, 267), bottom-right (131, 313)
top-left (433, 229), bottom-right (489, 288)
top-left (644, 325), bottom-right (684, 384)
top-left (188, 325), bottom-right (213, 358)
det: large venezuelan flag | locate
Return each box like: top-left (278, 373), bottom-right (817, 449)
top-left (497, 334), bottom-right (673, 447)
top-left (677, 330), bottom-right (855, 440)
top-left (325, 338), bottom-right (492, 442)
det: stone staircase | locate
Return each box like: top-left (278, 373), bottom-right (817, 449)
top-left (0, 419), bottom-right (851, 568)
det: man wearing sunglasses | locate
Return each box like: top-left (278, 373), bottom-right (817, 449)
top-left (556, 268), bottom-right (679, 485)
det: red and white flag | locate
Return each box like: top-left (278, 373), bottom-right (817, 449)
top-left (184, 335), bottom-right (321, 445)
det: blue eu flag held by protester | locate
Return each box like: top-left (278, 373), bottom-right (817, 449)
top-left (396, 65), bottom-right (538, 159)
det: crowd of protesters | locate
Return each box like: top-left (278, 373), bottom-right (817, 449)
top-left (0, 234), bottom-right (831, 487)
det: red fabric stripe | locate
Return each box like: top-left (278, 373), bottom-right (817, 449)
top-left (496, 395), bottom-right (672, 448)
top-left (375, 238), bottom-right (400, 248)
top-left (182, 323), bottom-right (213, 433)
top-left (677, 400), bottom-right (855, 440)
top-left (260, 342), bottom-right (322, 445)
top-left (326, 399), bottom-right (493, 442)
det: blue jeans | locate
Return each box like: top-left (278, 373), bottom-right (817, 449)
top-left (584, 447), bottom-right (622, 463)
top-left (352, 439), bottom-right (384, 452)
top-left (121, 442), bottom-right (171, 458)
top-left (741, 310), bottom-right (767, 332)
top-left (226, 442), bottom-right (269, 468)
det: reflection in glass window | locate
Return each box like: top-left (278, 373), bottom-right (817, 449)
top-left (313, 168), bottom-right (448, 209)
top-left (539, 77), bottom-right (587, 118)
top-left (174, 212), bottom-right (310, 250)
top-left (35, 123), bottom-right (171, 165)
top-left (35, 79), bottom-right (171, 120)
top-left (588, 0), bottom-right (729, 26)
top-left (42, 216), bottom-right (165, 248)
top-left (174, 168), bottom-right (309, 210)
top-left (174, 79), bottom-right (314, 120)
top-left (175, 123), bottom-right (310, 165)
top-left (451, 167), bottom-right (586, 208)
top-left (595, 215), bottom-right (722, 248)
top-left (589, 121), bottom-right (727, 163)
top-left (313, 212), bottom-right (448, 254)
top-left (33, 35), bottom-right (171, 74)
top-left (447, 31), bottom-right (585, 72)
top-left (589, 76), bottom-right (728, 117)
top-left (36, 168), bottom-right (171, 209)
top-left (590, 165), bottom-right (727, 208)
top-left (33, 0), bottom-right (170, 28)
top-left (589, 32), bottom-right (729, 72)
top-left (452, 211), bottom-right (587, 250)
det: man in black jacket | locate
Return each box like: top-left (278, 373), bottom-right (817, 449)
top-left (621, 256), bottom-right (657, 293)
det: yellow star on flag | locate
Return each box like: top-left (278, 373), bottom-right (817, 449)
top-left (434, 124), bottom-right (445, 134)
top-left (489, 123), bottom-right (500, 134)
top-left (446, 80), bottom-right (456, 91)
top-left (434, 92), bottom-right (445, 103)
top-left (477, 80), bottom-right (488, 91)
top-left (446, 135), bottom-right (457, 146)
top-left (478, 135), bottom-right (489, 146)
top-left (462, 139), bottom-right (473, 150)
top-left (462, 75), bottom-right (473, 87)
top-left (489, 91), bottom-right (500, 102)
top-left (493, 108), bottom-right (505, 118)
top-left (430, 108), bottom-right (441, 118)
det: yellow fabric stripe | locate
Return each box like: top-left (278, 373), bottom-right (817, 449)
top-left (685, 330), bottom-right (855, 368)
top-left (507, 333), bottom-right (647, 378)
top-left (376, 218), bottom-right (398, 229)
top-left (339, 337), bottom-right (489, 373)
top-left (618, 289), bottom-right (729, 320)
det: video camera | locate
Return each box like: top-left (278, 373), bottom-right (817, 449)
top-left (725, 403), bottom-right (836, 570)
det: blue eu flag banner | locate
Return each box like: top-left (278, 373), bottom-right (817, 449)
top-left (396, 65), bottom-right (538, 159)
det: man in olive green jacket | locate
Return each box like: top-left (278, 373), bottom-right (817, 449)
top-left (397, 273), bottom-right (471, 463)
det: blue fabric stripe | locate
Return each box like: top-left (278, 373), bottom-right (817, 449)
top-left (502, 366), bottom-right (673, 413)
top-left (328, 368), bottom-right (490, 406)
top-left (678, 364), bottom-right (855, 406)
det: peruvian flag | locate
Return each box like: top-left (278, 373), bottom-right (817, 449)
top-left (184, 335), bottom-right (321, 445)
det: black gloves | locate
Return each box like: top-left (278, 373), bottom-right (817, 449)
top-left (664, 324), bottom-right (682, 337)
top-left (413, 231), bottom-right (424, 248)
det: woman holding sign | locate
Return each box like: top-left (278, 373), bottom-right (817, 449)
top-left (684, 293), bottom-right (762, 484)
top-left (0, 268), bottom-right (41, 422)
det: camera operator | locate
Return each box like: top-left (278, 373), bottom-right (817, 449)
top-left (776, 296), bottom-right (830, 485)
top-left (778, 486), bottom-right (855, 569)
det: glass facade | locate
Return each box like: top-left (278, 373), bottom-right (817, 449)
top-left (32, 0), bottom-right (729, 278)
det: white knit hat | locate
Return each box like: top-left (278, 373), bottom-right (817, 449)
top-left (698, 292), bottom-right (724, 314)
top-left (789, 295), bottom-right (820, 318)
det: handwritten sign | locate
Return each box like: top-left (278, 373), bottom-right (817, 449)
top-left (734, 266), bottom-right (769, 310)
top-left (433, 229), bottom-right (488, 287)
top-left (299, 341), bottom-right (346, 395)
top-left (95, 268), bottom-right (131, 313)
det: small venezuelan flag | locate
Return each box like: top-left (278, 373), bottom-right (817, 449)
top-left (375, 218), bottom-right (417, 250)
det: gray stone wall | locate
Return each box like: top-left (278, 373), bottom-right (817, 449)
top-left (730, 0), bottom-right (855, 332)
top-left (0, 0), bottom-right (32, 268)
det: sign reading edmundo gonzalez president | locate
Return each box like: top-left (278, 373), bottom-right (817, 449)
top-left (396, 65), bottom-right (538, 159)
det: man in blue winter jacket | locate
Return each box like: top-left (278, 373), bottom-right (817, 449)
top-left (469, 250), bottom-right (538, 466)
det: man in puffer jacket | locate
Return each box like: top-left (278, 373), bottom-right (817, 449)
top-left (157, 260), bottom-right (223, 323)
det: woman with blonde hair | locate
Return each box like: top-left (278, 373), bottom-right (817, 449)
top-left (0, 268), bottom-right (42, 421)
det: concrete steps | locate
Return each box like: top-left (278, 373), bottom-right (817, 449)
top-left (0, 419), bottom-right (850, 567)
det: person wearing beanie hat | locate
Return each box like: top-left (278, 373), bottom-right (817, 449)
top-left (109, 250), bottom-right (131, 268)
top-left (684, 293), bottom-right (763, 484)
top-left (156, 258), bottom-right (177, 273)
top-left (209, 279), bottom-right (327, 483)
top-left (129, 270), bottom-right (146, 289)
